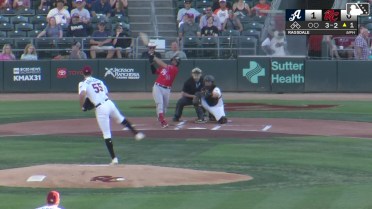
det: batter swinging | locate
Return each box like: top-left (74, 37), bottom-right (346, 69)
top-left (148, 48), bottom-right (180, 128)
top-left (78, 66), bottom-right (145, 165)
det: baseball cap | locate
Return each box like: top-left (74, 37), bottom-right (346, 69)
top-left (46, 191), bottom-right (60, 205)
top-left (82, 66), bottom-right (92, 75)
top-left (75, 0), bottom-right (83, 2)
top-left (148, 42), bottom-right (157, 47)
top-left (186, 13), bottom-right (194, 18)
top-left (98, 20), bottom-right (106, 25)
top-left (192, 67), bottom-right (202, 74)
top-left (219, 0), bottom-right (226, 2)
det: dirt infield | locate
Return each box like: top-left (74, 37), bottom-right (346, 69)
top-left (1, 92), bottom-right (371, 189)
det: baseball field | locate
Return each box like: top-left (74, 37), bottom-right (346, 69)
top-left (1, 92), bottom-right (372, 209)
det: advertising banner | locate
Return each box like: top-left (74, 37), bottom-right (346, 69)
top-left (237, 56), bottom-right (271, 92)
top-left (0, 63), bottom-right (3, 92)
top-left (99, 60), bottom-right (147, 92)
top-left (305, 60), bottom-right (337, 92)
top-left (194, 59), bottom-right (237, 91)
top-left (3, 61), bottom-right (50, 92)
top-left (337, 61), bottom-right (372, 92)
top-left (50, 60), bottom-right (98, 92)
top-left (270, 57), bottom-right (305, 92)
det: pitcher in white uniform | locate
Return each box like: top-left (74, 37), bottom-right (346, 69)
top-left (78, 66), bottom-right (145, 165)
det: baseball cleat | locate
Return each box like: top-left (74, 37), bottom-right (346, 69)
top-left (161, 120), bottom-right (169, 128)
top-left (195, 119), bottom-right (207, 124)
top-left (135, 132), bottom-right (145, 141)
top-left (110, 157), bottom-right (119, 165)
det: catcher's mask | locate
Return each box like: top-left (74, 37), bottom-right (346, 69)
top-left (170, 56), bottom-right (181, 66)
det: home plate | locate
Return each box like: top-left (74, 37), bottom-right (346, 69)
top-left (27, 175), bottom-right (46, 182)
top-left (187, 127), bottom-right (207, 130)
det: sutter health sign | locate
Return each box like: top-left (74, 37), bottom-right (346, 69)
top-left (271, 58), bottom-right (305, 92)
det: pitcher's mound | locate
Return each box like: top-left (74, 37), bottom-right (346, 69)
top-left (0, 164), bottom-right (252, 188)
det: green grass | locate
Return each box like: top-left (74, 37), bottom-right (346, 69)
top-left (1, 98), bottom-right (372, 208)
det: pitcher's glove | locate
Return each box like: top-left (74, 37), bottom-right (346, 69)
top-left (82, 98), bottom-right (95, 111)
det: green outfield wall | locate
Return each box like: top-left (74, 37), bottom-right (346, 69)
top-left (0, 58), bottom-right (370, 93)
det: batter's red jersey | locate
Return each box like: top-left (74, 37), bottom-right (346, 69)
top-left (155, 65), bottom-right (179, 88)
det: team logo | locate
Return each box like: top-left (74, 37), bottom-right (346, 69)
top-left (286, 9), bottom-right (305, 21)
top-left (346, 3), bottom-right (370, 16)
top-left (104, 67), bottom-right (140, 80)
top-left (90, 176), bottom-right (125, 182)
top-left (322, 9), bottom-right (340, 22)
top-left (242, 61), bottom-right (265, 84)
top-left (57, 68), bottom-right (67, 79)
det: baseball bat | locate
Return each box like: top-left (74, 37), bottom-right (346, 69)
top-left (138, 32), bottom-right (149, 46)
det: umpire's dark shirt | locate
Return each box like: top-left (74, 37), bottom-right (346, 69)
top-left (182, 76), bottom-right (204, 95)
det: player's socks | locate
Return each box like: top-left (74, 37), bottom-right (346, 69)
top-left (104, 138), bottom-right (116, 159)
top-left (121, 119), bottom-right (138, 135)
top-left (158, 113), bottom-right (165, 122)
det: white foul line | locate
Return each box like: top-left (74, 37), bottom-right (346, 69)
top-left (174, 121), bottom-right (186, 130)
top-left (211, 125), bottom-right (221, 130)
top-left (262, 125), bottom-right (272, 131)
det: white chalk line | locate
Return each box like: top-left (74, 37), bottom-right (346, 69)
top-left (262, 125), bottom-right (272, 131)
top-left (211, 125), bottom-right (221, 130)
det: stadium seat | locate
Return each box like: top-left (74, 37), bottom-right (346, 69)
top-left (10, 16), bottom-right (29, 24)
top-left (0, 22), bottom-right (14, 32)
top-left (0, 38), bottom-right (14, 47)
top-left (0, 31), bottom-right (6, 37)
top-left (36, 8), bottom-right (48, 16)
top-left (110, 15), bottom-right (129, 24)
top-left (221, 30), bottom-right (241, 37)
top-left (241, 29), bottom-right (261, 40)
top-left (34, 22), bottom-right (47, 31)
top-left (182, 36), bottom-right (200, 58)
top-left (14, 38), bottom-right (32, 50)
top-left (243, 22), bottom-right (264, 31)
top-left (16, 8), bottom-right (35, 16)
top-left (200, 36), bottom-right (218, 58)
top-left (196, 0), bottom-right (211, 9)
top-left (15, 23), bottom-right (34, 32)
top-left (239, 36), bottom-right (257, 55)
top-left (0, 16), bottom-right (9, 24)
top-left (30, 15), bottom-right (47, 25)
top-left (27, 30), bottom-right (41, 37)
top-left (252, 15), bottom-right (266, 23)
top-left (219, 36), bottom-right (239, 59)
top-left (7, 30), bottom-right (27, 38)
top-left (1, 8), bottom-right (16, 16)
top-left (90, 15), bottom-right (107, 24)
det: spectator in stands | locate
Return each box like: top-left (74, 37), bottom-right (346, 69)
top-left (0, 0), bottom-right (11, 9)
top-left (141, 42), bottom-right (161, 59)
top-left (233, 0), bottom-right (251, 18)
top-left (13, 0), bottom-right (31, 9)
top-left (177, 0), bottom-right (201, 27)
top-left (252, 0), bottom-right (271, 17)
top-left (51, 0), bottom-right (72, 11)
top-left (223, 10), bottom-right (243, 33)
top-left (109, 0), bottom-right (127, 9)
top-left (212, 0), bottom-right (231, 12)
top-left (179, 13), bottom-right (201, 40)
top-left (54, 41), bottom-right (87, 59)
top-left (199, 6), bottom-right (221, 31)
top-left (0, 44), bottom-right (16, 60)
top-left (308, 35), bottom-right (323, 59)
top-left (20, 43), bottom-right (38, 60)
top-left (67, 13), bottom-right (89, 37)
top-left (38, 0), bottom-right (53, 10)
top-left (89, 20), bottom-right (115, 58)
top-left (84, 0), bottom-right (93, 11)
top-left (37, 16), bottom-right (63, 38)
top-left (165, 41), bottom-right (187, 59)
top-left (91, 0), bottom-right (112, 19)
top-left (214, 0), bottom-right (229, 29)
top-left (71, 0), bottom-right (91, 24)
top-left (111, 0), bottom-right (126, 16)
top-left (47, 0), bottom-right (71, 25)
top-left (354, 26), bottom-right (370, 60)
top-left (326, 35), bottom-right (354, 59)
top-left (112, 24), bottom-right (132, 58)
top-left (201, 16), bottom-right (219, 37)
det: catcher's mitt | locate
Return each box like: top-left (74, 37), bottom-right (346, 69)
top-left (82, 98), bottom-right (95, 111)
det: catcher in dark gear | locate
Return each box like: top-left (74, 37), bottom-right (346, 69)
top-left (193, 74), bottom-right (227, 124)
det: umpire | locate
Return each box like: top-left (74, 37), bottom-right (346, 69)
top-left (173, 67), bottom-right (204, 122)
